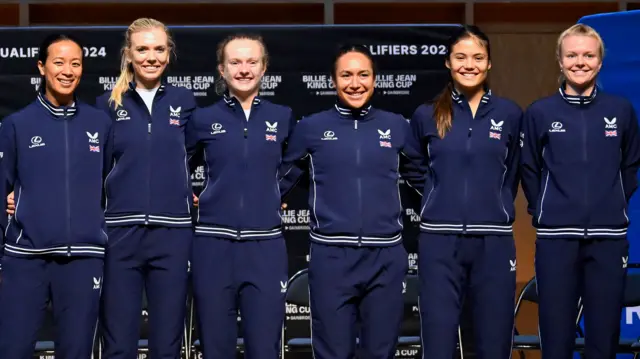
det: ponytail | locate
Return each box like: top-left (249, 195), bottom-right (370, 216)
top-left (108, 54), bottom-right (134, 109)
top-left (433, 82), bottom-right (454, 138)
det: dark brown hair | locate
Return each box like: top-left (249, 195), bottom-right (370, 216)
top-left (432, 25), bottom-right (491, 138)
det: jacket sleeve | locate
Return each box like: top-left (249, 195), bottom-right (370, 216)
top-left (0, 119), bottom-right (18, 268)
top-left (520, 105), bottom-right (544, 216)
top-left (621, 103), bottom-right (640, 202)
top-left (399, 115), bottom-right (426, 195)
top-left (504, 106), bottom-right (524, 202)
top-left (278, 117), bottom-right (309, 200)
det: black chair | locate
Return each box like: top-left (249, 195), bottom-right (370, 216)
top-left (512, 276), bottom-right (584, 359)
top-left (282, 268), bottom-right (312, 356)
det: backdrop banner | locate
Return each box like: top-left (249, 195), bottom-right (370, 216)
top-left (579, 11), bottom-right (640, 359)
top-left (0, 24), bottom-right (461, 358)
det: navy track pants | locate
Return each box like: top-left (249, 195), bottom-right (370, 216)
top-left (100, 225), bottom-right (192, 359)
top-left (308, 242), bottom-right (408, 359)
top-left (418, 233), bottom-right (516, 359)
top-left (191, 235), bottom-right (288, 359)
top-left (0, 256), bottom-right (103, 359)
top-left (536, 237), bottom-right (628, 359)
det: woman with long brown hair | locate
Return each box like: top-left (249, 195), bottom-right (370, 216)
top-left (410, 25), bottom-right (523, 359)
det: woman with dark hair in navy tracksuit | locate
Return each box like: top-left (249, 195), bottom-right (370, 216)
top-left (410, 25), bottom-right (523, 359)
top-left (521, 24), bottom-right (640, 359)
top-left (0, 33), bottom-right (112, 359)
top-left (278, 44), bottom-right (425, 359)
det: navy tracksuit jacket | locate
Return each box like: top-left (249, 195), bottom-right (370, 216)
top-left (0, 92), bottom-right (111, 359)
top-left (278, 102), bottom-right (425, 359)
top-left (410, 89), bottom-right (522, 359)
top-left (521, 86), bottom-right (640, 359)
top-left (186, 93), bottom-right (294, 359)
top-left (94, 81), bottom-right (196, 359)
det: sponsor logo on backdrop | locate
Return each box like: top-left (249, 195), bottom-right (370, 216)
top-left (260, 75), bottom-right (281, 97)
top-left (408, 252), bottom-right (417, 269)
top-left (626, 306), bottom-right (640, 324)
top-left (366, 44), bottom-right (447, 56)
top-left (301, 74), bottom-right (336, 96)
top-left (286, 303), bottom-right (311, 321)
top-left (1, 46), bottom-right (107, 59)
top-left (395, 349), bottom-right (420, 358)
top-left (191, 165), bottom-right (205, 187)
top-left (167, 76), bottom-right (214, 97)
top-left (99, 76), bottom-right (117, 91)
top-left (30, 77), bottom-right (41, 91)
top-left (405, 208), bottom-right (421, 223)
top-left (375, 74), bottom-right (416, 96)
top-left (282, 209), bottom-right (310, 230)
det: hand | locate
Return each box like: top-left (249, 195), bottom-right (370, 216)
top-left (193, 193), bottom-right (199, 208)
top-left (281, 203), bottom-right (287, 210)
top-left (6, 191), bottom-right (15, 215)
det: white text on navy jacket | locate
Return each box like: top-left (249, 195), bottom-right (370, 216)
top-left (411, 90), bottom-right (523, 236)
top-left (278, 104), bottom-right (426, 247)
top-left (95, 82), bottom-right (197, 228)
top-left (521, 87), bottom-right (640, 239)
top-left (0, 93), bottom-right (112, 257)
top-left (188, 94), bottom-right (296, 240)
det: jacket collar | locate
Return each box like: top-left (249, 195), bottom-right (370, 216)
top-left (223, 91), bottom-right (261, 108)
top-left (128, 80), bottom-right (166, 93)
top-left (451, 87), bottom-right (492, 105)
top-left (558, 83), bottom-right (597, 105)
top-left (334, 99), bottom-right (372, 119)
top-left (36, 90), bottom-right (77, 119)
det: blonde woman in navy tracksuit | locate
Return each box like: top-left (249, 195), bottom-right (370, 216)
top-left (279, 44), bottom-right (425, 359)
top-left (410, 25), bottom-right (522, 359)
top-left (521, 24), bottom-right (640, 359)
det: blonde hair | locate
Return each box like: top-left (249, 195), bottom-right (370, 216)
top-left (214, 33), bottom-right (269, 96)
top-left (109, 18), bottom-right (176, 109)
top-left (556, 24), bottom-right (605, 84)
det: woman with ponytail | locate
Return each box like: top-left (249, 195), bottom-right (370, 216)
top-left (94, 18), bottom-right (196, 359)
top-left (409, 25), bottom-right (523, 359)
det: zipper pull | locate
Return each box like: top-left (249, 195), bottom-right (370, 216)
top-left (244, 128), bottom-right (247, 138)
top-left (148, 123), bottom-right (152, 134)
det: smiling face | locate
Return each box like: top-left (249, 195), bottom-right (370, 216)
top-left (218, 38), bottom-right (266, 98)
top-left (446, 36), bottom-right (491, 94)
top-left (334, 51), bottom-right (375, 109)
top-left (37, 39), bottom-right (83, 106)
top-left (559, 34), bottom-right (602, 95)
top-left (127, 27), bottom-right (170, 88)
